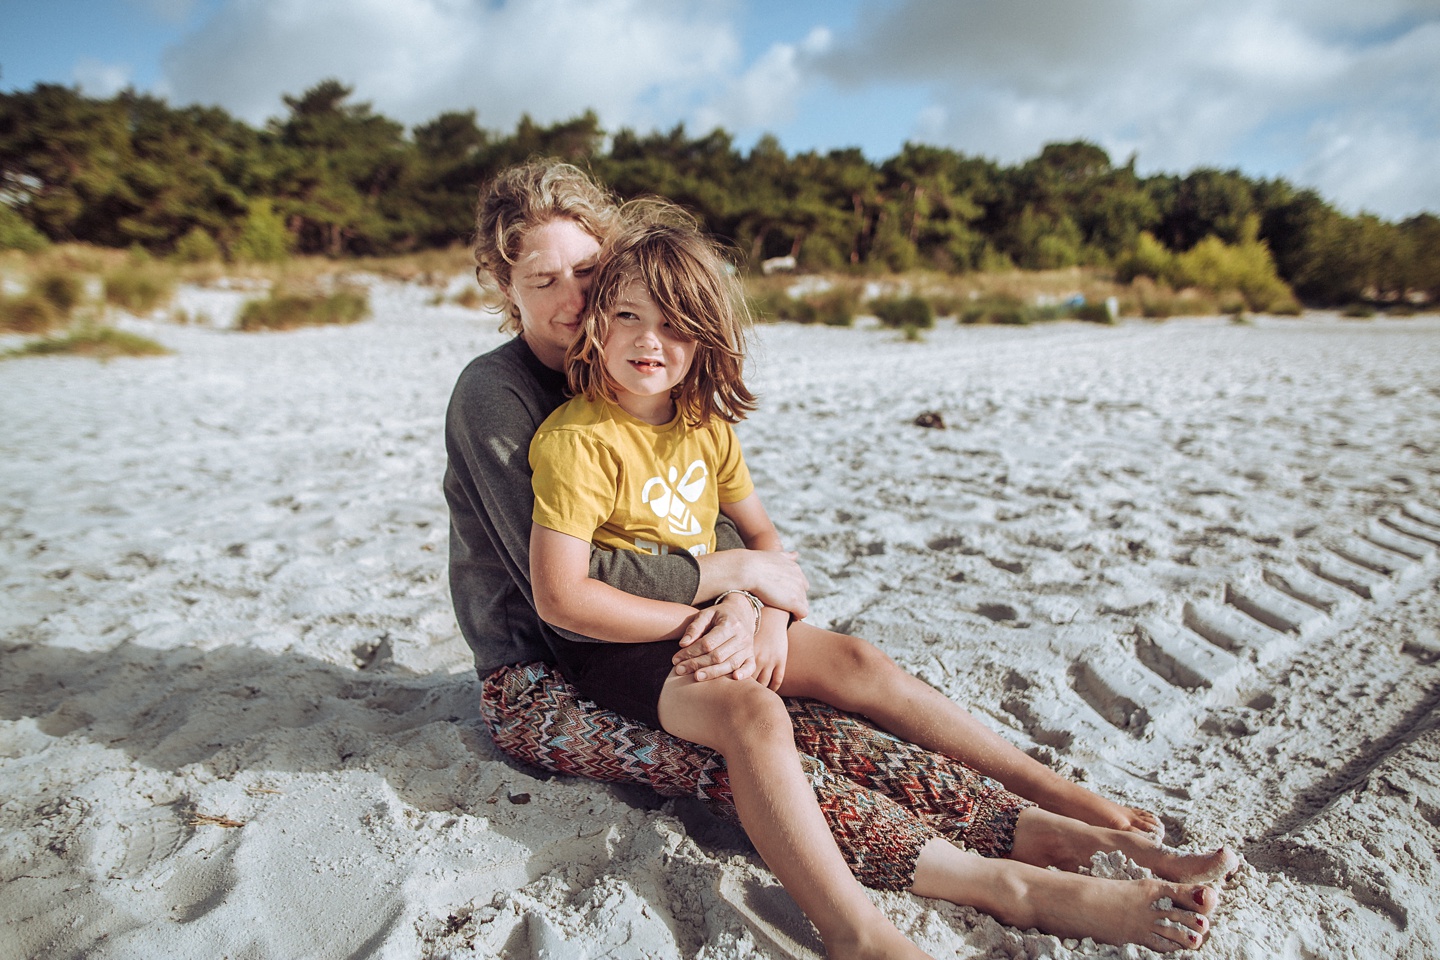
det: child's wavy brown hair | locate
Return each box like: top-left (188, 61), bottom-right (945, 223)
top-left (567, 200), bottom-right (757, 426)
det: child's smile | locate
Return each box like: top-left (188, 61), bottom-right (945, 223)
top-left (602, 280), bottom-right (696, 424)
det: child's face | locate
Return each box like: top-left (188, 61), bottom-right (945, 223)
top-left (601, 278), bottom-right (696, 421)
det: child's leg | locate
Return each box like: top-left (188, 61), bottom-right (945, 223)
top-left (657, 671), bottom-right (933, 960)
top-left (777, 623), bottom-right (1164, 838)
top-left (909, 838), bottom-right (1220, 952)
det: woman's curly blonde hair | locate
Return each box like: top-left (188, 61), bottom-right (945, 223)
top-left (472, 159), bottom-right (619, 334)
top-left (567, 199), bottom-right (757, 427)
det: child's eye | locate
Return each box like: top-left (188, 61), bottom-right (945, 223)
top-left (615, 310), bottom-right (640, 325)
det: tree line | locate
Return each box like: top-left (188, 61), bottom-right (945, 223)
top-left (2, 79), bottom-right (1436, 306)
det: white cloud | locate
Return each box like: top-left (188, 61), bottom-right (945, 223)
top-left (692, 27), bottom-right (832, 135)
top-left (802, 0), bottom-right (1440, 216)
top-left (1301, 117), bottom-right (1440, 218)
top-left (162, 0), bottom-right (741, 131)
top-left (73, 59), bottom-right (134, 97)
top-left (148, 0), bottom-right (1439, 216)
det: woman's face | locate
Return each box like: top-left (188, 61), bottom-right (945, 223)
top-left (504, 218), bottom-right (601, 370)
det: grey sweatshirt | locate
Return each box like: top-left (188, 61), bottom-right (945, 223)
top-left (443, 335), bottom-right (743, 675)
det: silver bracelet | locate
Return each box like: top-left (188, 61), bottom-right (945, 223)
top-left (714, 589), bottom-right (763, 635)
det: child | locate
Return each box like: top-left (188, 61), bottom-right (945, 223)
top-left (528, 202), bottom-right (1229, 954)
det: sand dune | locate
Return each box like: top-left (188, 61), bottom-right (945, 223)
top-left (2, 280), bottom-right (1438, 959)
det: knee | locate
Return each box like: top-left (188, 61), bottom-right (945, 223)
top-left (715, 683), bottom-right (793, 750)
top-left (828, 635), bottom-right (901, 691)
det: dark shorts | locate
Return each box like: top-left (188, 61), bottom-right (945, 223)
top-left (547, 636), bottom-right (679, 729)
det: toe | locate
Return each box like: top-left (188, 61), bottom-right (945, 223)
top-left (1153, 918), bottom-right (1206, 950)
top-left (1187, 885), bottom-right (1220, 914)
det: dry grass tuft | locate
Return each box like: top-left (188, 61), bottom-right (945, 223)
top-left (6, 325), bottom-right (171, 360)
top-left (237, 284), bottom-right (370, 332)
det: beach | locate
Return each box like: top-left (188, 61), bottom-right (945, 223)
top-left (2, 280), bottom-right (1438, 959)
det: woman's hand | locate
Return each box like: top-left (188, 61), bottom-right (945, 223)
top-left (751, 608), bottom-right (789, 691)
top-left (695, 549), bottom-right (810, 620)
top-left (672, 591), bottom-right (758, 681)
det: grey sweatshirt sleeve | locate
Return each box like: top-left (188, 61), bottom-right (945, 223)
top-left (589, 512), bottom-right (743, 600)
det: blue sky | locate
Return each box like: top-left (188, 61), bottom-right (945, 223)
top-left (4, 0), bottom-right (1438, 219)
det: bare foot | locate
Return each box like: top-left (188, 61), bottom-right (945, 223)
top-left (913, 842), bottom-right (1221, 953)
top-left (1147, 844), bottom-right (1241, 884)
top-left (1045, 784), bottom-right (1165, 843)
top-left (1013, 809), bottom-right (1238, 884)
top-left (1115, 804), bottom-right (1166, 843)
top-left (1022, 876), bottom-right (1219, 952)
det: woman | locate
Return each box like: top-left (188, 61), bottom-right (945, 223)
top-left (443, 160), bottom-right (1231, 956)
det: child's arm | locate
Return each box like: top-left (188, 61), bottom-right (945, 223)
top-left (533, 522), bottom-right (760, 680)
top-left (531, 523), bottom-right (699, 642)
top-left (718, 492), bottom-right (785, 552)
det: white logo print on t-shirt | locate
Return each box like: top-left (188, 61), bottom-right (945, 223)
top-left (640, 459), bottom-right (708, 541)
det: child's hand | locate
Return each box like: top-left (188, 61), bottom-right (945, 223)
top-left (673, 593), bottom-right (757, 682)
top-left (751, 610), bottom-right (789, 691)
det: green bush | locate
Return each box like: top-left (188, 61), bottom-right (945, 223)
top-left (237, 287), bottom-right (370, 331)
top-left (811, 288), bottom-right (859, 327)
top-left (172, 226), bottom-right (223, 264)
top-left (797, 234), bottom-right (848, 272)
top-left (871, 295), bottom-right (935, 330)
top-left (0, 204), bottom-right (49, 253)
top-left (959, 293), bottom-right (1034, 326)
top-left (7, 325), bottom-right (170, 360)
top-left (105, 266), bottom-right (176, 314)
top-left (1114, 232), bottom-right (1174, 283)
top-left (1170, 230), bottom-right (1299, 314)
top-left (748, 288), bottom-right (818, 323)
top-left (0, 294), bottom-right (63, 333)
top-left (231, 199), bottom-right (294, 263)
top-left (1120, 219), bottom-right (1300, 314)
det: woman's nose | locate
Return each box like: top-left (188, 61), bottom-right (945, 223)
top-left (559, 276), bottom-right (586, 311)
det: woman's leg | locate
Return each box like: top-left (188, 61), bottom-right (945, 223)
top-left (656, 670), bottom-right (932, 960)
top-left (785, 698), bottom-right (1032, 857)
top-left (779, 623), bottom-right (1164, 839)
top-left (909, 838), bottom-right (1220, 952)
top-left (480, 660), bottom-right (728, 800)
top-left (483, 663), bottom-right (1225, 950)
top-left (784, 699), bottom-right (1236, 884)
top-left (480, 662), bottom-right (932, 890)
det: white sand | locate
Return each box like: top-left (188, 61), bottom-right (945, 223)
top-left (2, 280), bottom-right (1438, 959)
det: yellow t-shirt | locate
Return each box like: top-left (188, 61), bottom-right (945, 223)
top-left (530, 396), bottom-right (754, 557)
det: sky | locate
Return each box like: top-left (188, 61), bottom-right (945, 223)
top-left (3, 0), bottom-right (1438, 220)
